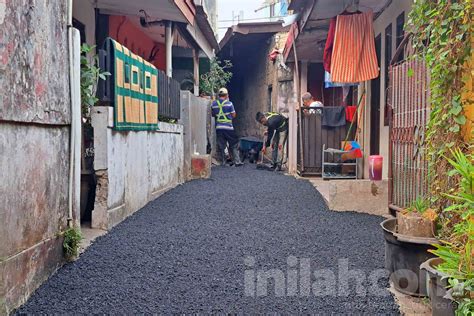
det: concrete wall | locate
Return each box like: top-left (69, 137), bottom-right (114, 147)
top-left (72, 0), bottom-right (96, 47)
top-left (229, 34), bottom-right (285, 138)
top-left (0, 1), bottom-right (71, 314)
top-left (180, 91), bottom-right (210, 180)
top-left (91, 107), bottom-right (185, 229)
top-left (362, 0), bottom-right (414, 179)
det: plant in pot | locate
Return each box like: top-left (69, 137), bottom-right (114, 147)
top-left (421, 149), bottom-right (474, 315)
top-left (397, 198), bottom-right (438, 238)
top-left (381, 197), bottom-right (440, 297)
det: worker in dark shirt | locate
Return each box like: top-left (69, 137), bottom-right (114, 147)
top-left (255, 111), bottom-right (288, 170)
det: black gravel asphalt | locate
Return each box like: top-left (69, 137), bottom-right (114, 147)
top-left (17, 165), bottom-right (399, 314)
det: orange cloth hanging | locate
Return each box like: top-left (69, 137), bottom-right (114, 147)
top-left (330, 11), bottom-right (379, 83)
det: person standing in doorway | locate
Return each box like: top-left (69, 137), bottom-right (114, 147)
top-left (211, 88), bottom-right (243, 166)
top-left (255, 111), bottom-right (288, 170)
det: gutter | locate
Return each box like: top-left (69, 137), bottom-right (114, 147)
top-left (67, 0), bottom-right (81, 228)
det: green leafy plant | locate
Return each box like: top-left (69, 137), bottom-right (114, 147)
top-left (430, 149), bottom-right (474, 314)
top-left (408, 197), bottom-right (430, 214)
top-left (200, 58), bottom-right (232, 97)
top-left (63, 227), bottom-right (83, 260)
top-left (408, 0), bottom-right (473, 212)
top-left (80, 44), bottom-right (110, 120)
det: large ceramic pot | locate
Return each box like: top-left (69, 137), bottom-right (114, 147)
top-left (420, 258), bottom-right (456, 316)
top-left (380, 218), bottom-right (439, 296)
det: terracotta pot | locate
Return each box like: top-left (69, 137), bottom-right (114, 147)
top-left (396, 211), bottom-right (435, 238)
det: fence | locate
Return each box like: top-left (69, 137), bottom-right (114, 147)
top-left (389, 59), bottom-right (430, 211)
top-left (297, 108), bottom-right (350, 176)
top-left (158, 70), bottom-right (181, 120)
top-left (98, 46), bottom-right (181, 122)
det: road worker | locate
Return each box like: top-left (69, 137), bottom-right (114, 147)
top-left (255, 111), bottom-right (288, 170)
top-left (211, 88), bottom-right (243, 166)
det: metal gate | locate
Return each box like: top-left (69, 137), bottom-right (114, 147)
top-left (297, 108), bottom-right (349, 176)
top-left (389, 59), bottom-right (430, 211)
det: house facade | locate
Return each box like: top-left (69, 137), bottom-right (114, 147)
top-left (284, 0), bottom-right (412, 179)
top-left (0, 0), bottom-right (216, 314)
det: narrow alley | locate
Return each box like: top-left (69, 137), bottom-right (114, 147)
top-left (17, 166), bottom-right (398, 314)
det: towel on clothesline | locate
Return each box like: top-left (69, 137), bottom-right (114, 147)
top-left (324, 71), bottom-right (358, 88)
top-left (322, 107), bottom-right (346, 127)
top-left (330, 11), bottom-right (379, 83)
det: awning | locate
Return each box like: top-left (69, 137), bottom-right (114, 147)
top-left (219, 21), bottom-right (288, 51)
top-left (96, 0), bottom-right (193, 24)
top-left (284, 0), bottom-right (391, 62)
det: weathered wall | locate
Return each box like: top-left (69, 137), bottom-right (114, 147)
top-left (91, 107), bottom-right (185, 229)
top-left (0, 1), bottom-right (71, 314)
top-left (229, 35), bottom-right (278, 138)
top-left (180, 91), bottom-right (210, 180)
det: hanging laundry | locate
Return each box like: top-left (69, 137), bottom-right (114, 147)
top-left (322, 107), bottom-right (346, 127)
top-left (345, 106), bottom-right (357, 122)
top-left (330, 11), bottom-right (379, 83)
top-left (323, 17), bottom-right (337, 73)
top-left (268, 49), bottom-right (280, 62)
top-left (324, 71), bottom-right (358, 88)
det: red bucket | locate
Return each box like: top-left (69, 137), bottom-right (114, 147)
top-left (369, 155), bottom-right (383, 181)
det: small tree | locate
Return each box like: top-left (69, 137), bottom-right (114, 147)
top-left (200, 58), bottom-right (233, 98)
top-left (80, 44), bottom-right (110, 120)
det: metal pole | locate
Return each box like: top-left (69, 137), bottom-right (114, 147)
top-left (292, 40), bottom-right (304, 173)
top-left (193, 48), bottom-right (200, 96)
top-left (165, 21), bottom-right (173, 77)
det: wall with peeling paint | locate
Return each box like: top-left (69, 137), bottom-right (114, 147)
top-left (0, 1), bottom-right (71, 314)
top-left (91, 107), bottom-right (185, 230)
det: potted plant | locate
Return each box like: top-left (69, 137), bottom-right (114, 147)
top-left (381, 197), bottom-right (439, 296)
top-left (421, 149), bottom-right (474, 315)
top-left (397, 198), bottom-right (438, 238)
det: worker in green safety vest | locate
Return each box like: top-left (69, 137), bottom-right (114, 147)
top-left (256, 111), bottom-right (288, 170)
top-left (211, 88), bottom-right (243, 166)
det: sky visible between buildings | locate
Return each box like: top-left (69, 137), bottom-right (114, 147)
top-left (216, 0), bottom-right (289, 40)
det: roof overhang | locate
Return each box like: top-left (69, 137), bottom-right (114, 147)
top-left (284, 0), bottom-right (392, 62)
top-left (219, 21), bottom-right (289, 52)
top-left (96, 0), bottom-right (194, 25)
top-left (195, 5), bottom-right (219, 53)
top-left (97, 0), bottom-right (218, 59)
top-left (176, 22), bottom-right (216, 58)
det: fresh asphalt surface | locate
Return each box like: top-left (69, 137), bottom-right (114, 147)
top-left (17, 164), bottom-right (399, 314)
